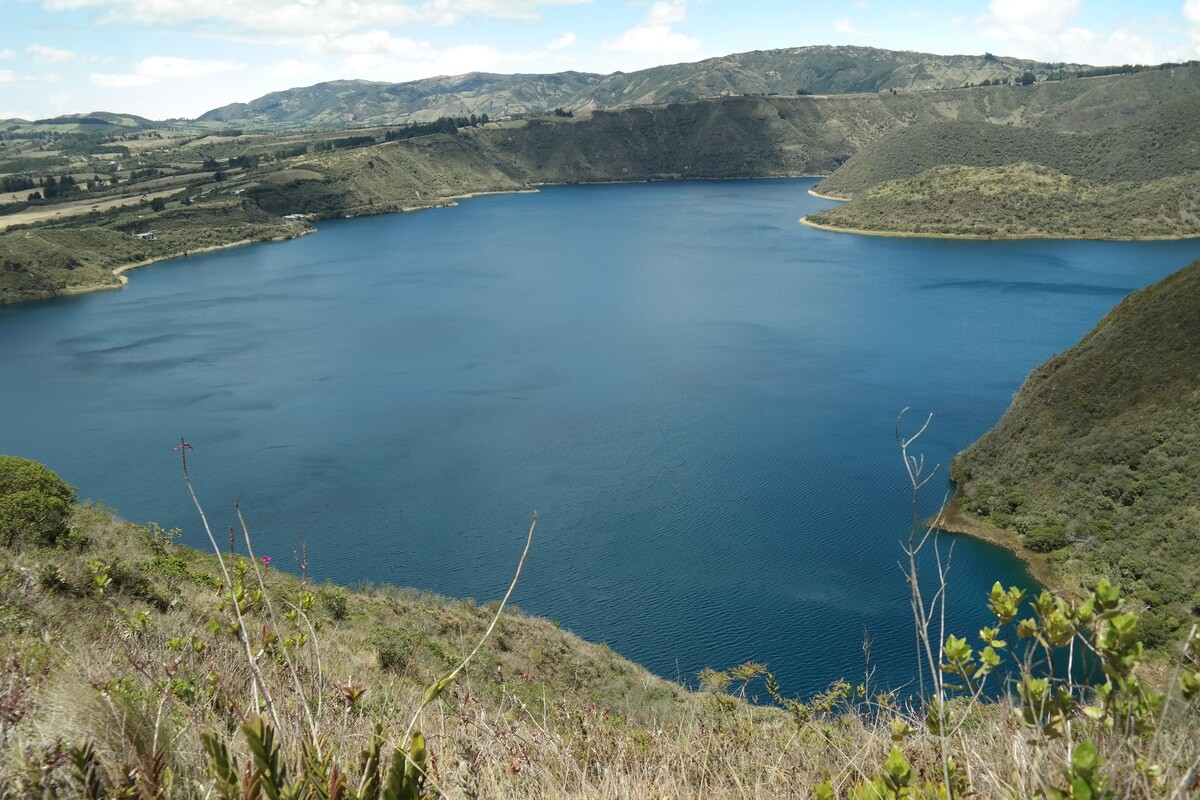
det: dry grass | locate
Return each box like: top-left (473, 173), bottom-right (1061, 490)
top-left (1, 501), bottom-right (1198, 798)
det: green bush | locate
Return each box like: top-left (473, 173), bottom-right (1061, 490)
top-left (317, 584), bottom-right (350, 621)
top-left (372, 627), bottom-right (427, 673)
top-left (1024, 522), bottom-right (1069, 552)
top-left (0, 455), bottom-right (76, 547)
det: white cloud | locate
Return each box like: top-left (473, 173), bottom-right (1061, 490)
top-left (833, 17), bottom-right (870, 36)
top-left (38, 0), bottom-right (591, 36)
top-left (0, 70), bottom-right (17, 83)
top-left (342, 42), bottom-right (507, 79)
top-left (645, 0), bottom-right (687, 25)
top-left (27, 43), bottom-right (77, 62)
top-left (605, 0), bottom-right (699, 55)
top-left (547, 31), bottom-right (576, 49)
top-left (606, 24), bottom-right (699, 54)
top-left (315, 29), bottom-right (431, 58)
top-left (136, 56), bottom-right (238, 78)
top-left (307, 30), bottom-right (544, 81)
top-left (0, 49), bottom-right (15, 59)
top-left (89, 55), bottom-right (239, 88)
top-left (1186, 0), bottom-right (1200, 55)
top-left (89, 72), bottom-right (156, 87)
top-left (980, 0), bottom-right (1181, 63)
top-left (979, 0), bottom-right (1086, 59)
top-left (267, 58), bottom-right (321, 80)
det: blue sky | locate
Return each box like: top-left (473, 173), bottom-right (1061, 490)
top-left (2, 0), bottom-right (1198, 120)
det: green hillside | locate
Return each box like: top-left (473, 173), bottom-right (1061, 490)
top-left (816, 92), bottom-right (1200, 198)
top-left (946, 261), bottom-right (1200, 647)
top-left (805, 163), bottom-right (1200, 239)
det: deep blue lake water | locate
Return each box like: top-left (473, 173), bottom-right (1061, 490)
top-left (2, 179), bottom-right (1198, 697)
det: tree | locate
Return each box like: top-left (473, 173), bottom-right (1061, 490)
top-left (0, 455), bottom-right (76, 548)
top-left (150, 197), bottom-right (166, 212)
top-left (213, 170), bottom-right (226, 182)
top-left (1020, 71), bottom-right (1036, 86)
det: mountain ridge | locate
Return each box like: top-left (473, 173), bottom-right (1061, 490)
top-left (195, 44), bottom-right (1094, 129)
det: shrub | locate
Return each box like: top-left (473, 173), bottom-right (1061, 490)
top-left (1024, 522), bottom-right (1069, 552)
top-left (0, 455), bottom-right (76, 547)
top-left (372, 627), bottom-right (427, 673)
top-left (317, 584), bottom-right (349, 621)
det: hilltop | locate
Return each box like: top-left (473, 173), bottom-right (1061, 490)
top-left (1, 112), bottom-right (158, 136)
top-left (196, 45), bottom-right (1090, 129)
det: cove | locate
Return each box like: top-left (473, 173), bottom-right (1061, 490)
top-left (2, 178), bottom-right (1198, 697)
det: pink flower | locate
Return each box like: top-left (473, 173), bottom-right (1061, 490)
top-left (261, 556), bottom-right (271, 565)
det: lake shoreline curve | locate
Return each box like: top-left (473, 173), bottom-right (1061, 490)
top-left (799, 215), bottom-right (1200, 241)
top-left (933, 497), bottom-right (1074, 601)
top-left (6, 176), bottom-right (823, 307)
top-left (807, 187), bottom-right (850, 201)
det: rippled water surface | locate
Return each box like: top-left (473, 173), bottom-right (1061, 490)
top-left (3, 179), bottom-right (1198, 695)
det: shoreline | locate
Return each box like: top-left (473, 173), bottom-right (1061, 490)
top-left (5, 176), bottom-right (831, 308)
top-left (933, 499), bottom-right (1075, 600)
top-left (798, 215), bottom-right (1200, 241)
top-left (807, 187), bottom-right (850, 201)
top-left (2, 228), bottom-right (316, 306)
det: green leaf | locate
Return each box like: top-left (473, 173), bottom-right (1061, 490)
top-left (422, 672), bottom-right (456, 705)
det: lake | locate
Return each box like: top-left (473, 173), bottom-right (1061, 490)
top-left (2, 179), bottom-right (1198, 697)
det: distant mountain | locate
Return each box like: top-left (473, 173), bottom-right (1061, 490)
top-left (1, 112), bottom-right (157, 134)
top-left (197, 45), bottom-right (1092, 129)
top-left (198, 73), bottom-right (606, 128)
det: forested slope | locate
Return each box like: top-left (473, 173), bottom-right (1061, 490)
top-left (947, 261), bottom-right (1200, 646)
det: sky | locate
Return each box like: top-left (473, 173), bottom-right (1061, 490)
top-left (2, 0), bottom-right (1199, 120)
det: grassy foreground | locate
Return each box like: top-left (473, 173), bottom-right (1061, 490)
top-left (2, 451), bottom-right (1199, 798)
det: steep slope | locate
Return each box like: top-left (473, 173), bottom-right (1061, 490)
top-left (244, 92), bottom-right (983, 218)
top-left (945, 261), bottom-right (1200, 647)
top-left (805, 164), bottom-right (1200, 239)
